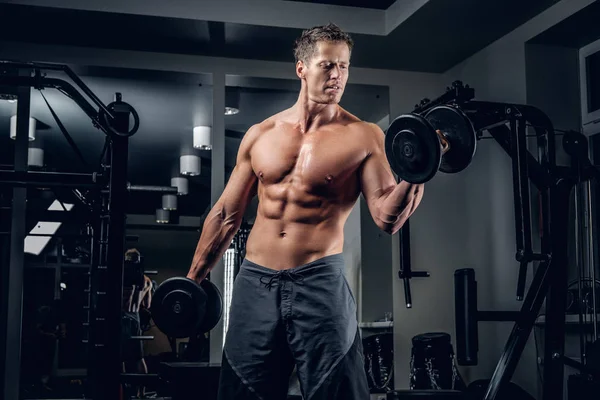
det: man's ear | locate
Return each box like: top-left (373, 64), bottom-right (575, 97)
top-left (296, 61), bottom-right (305, 79)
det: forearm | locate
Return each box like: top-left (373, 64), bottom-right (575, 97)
top-left (376, 182), bottom-right (423, 233)
top-left (187, 205), bottom-right (242, 282)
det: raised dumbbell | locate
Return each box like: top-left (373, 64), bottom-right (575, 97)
top-left (385, 105), bottom-right (477, 184)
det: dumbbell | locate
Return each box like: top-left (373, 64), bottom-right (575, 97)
top-left (150, 277), bottom-right (223, 339)
top-left (385, 105), bottom-right (477, 183)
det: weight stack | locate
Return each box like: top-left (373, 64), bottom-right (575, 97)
top-left (409, 332), bottom-right (464, 391)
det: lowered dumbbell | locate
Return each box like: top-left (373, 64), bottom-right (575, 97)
top-left (150, 277), bottom-right (223, 339)
top-left (385, 105), bottom-right (478, 183)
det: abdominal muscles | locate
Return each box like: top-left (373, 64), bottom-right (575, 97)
top-left (244, 177), bottom-right (352, 270)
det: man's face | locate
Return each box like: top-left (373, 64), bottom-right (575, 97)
top-left (298, 41), bottom-right (350, 105)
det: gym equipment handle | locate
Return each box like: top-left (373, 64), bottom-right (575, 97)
top-left (455, 269), bottom-right (521, 366)
top-left (398, 221), bottom-right (430, 308)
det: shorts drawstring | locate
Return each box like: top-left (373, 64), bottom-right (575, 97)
top-left (259, 270), bottom-right (305, 290)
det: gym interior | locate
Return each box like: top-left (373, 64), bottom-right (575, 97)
top-left (1, 1), bottom-right (600, 399)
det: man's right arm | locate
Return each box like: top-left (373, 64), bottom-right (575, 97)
top-left (186, 125), bottom-right (260, 283)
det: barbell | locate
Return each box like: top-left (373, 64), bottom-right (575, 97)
top-left (150, 277), bottom-right (223, 339)
top-left (385, 105), bottom-right (478, 184)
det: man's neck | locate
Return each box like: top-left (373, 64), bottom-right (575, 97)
top-left (292, 86), bottom-right (339, 133)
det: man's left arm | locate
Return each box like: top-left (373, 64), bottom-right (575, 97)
top-left (358, 123), bottom-right (424, 235)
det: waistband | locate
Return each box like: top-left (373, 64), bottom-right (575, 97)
top-left (241, 253), bottom-right (345, 276)
top-left (241, 253), bottom-right (346, 290)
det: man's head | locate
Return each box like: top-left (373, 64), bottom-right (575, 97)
top-left (294, 23), bottom-right (354, 105)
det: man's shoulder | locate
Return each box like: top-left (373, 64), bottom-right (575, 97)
top-left (345, 119), bottom-right (385, 145)
top-left (339, 109), bottom-right (383, 136)
top-left (247, 113), bottom-right (284, 136)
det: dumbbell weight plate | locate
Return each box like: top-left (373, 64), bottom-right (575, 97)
top-left (151, 277), bottom-right (207, 339)
top-left (198, 279), bottom-right (223, 333)
top-left (385, 113), bottom-right (441, 184)
top-left (424, 105), bottom-right (477, 174)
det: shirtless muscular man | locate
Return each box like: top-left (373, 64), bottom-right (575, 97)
top-left (187, 23), bottom-right (424, 400)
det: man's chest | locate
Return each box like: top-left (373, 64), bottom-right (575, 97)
top-left (250, 129), bottom-right (367, 189)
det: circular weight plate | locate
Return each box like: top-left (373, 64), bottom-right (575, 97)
top-left (424, 105), bottom-right (477, 174)
top-left (385, 114), bottom-right (441, 184)
top-left (151, 277), bottom-right (207, 338)
top-left (198, 279), bottom-right (223, 333)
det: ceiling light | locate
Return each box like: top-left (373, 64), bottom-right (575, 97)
top-left (193, 126), bottom-right (212, 150)
top-left (162, 194), bottom-right (177, 211)
top-left (171, 177), bottom-right (189, 196)
top-left (180, 155), bottom-right (201, 176)
top-left (10, 115), bottom-right (36, 141)
top-left (156, 209), bottom-right (170, 224)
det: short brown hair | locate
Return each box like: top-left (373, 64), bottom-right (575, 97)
top-left (293, 23), bottom-right (354, 64)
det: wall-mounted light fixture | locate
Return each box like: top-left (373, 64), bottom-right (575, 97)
top-left (193, 125), bottom-right (212, 150)
top-left (162, 194), bottom-right (177, 211)
top-left (180, 155), bottom-right (201, 176)
top-left (171, 177), bottom-right (189, 196)
top-left (10, 115), bottom-right (36, 141)
top-left (156, 209), bottom-right (170, 224)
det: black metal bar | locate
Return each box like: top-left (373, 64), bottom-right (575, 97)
top-left (125, 223), bottom-right (201, 232)
top-left (516, 117), bottom-right (534, 261)
top-left (477, 311), bottom-right (520, 322)
top-left (2, 70), bottom-right (31, 400)
top-left (397, 220), bottom-right (429, 309)
top-left (97, 102), bottom-right (131, 400)
top-left (399, 221), bottom-right (413, 308)
top-left (454, 268), bottom-right (478, 366)
top-left (127, 184), bottom-right (178, 194)
top-left (516, 261), bottom-right (528, 300)
top-left (509, 116), bottom-right (526, 256)
top-left (0, 215), bottom-right (8, 400)
top-left (541, 189), bottom-right (577, 400)
top-left (88, 195), bottom-right (108, 389)
top-left (0, 170), bottom-right (102, 188)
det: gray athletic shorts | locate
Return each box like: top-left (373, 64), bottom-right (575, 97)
top-left (218, 253), bottom-right (369, 400)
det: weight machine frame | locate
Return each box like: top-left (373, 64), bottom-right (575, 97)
top-left (398, 81), bottom-right (599, 400)
top-left (0, 60), bottom-right (169, 400)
